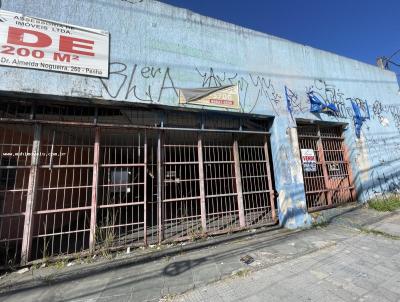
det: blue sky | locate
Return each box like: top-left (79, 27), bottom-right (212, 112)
top-left (161, 0), bottom-right (400, 74)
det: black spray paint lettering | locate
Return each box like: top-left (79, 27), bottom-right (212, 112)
top-left (196, 67), bottom-right (250, 112)
top-left (195, 67), bottom-right (236, 88)
top-left (248, 74), bottom-right (282, 115)
top-left (100, 62), bottom-right (178, 103)
top-left (194, 67), bottom-right (283, 114)
top-left (194, 67), bottom-right (239, 111)
top-left (285, 86), bottom-right (307, 118)
top-left (100, 62), bottom-right (128, 99)
top-left (366, 168), bottom-right (400, 198)
top-left (372, 100), bottom-right (400, 131)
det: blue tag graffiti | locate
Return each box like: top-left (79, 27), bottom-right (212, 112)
top-left (351, 99), bottom-right (370, 138)
top-left (285, 86), bottom-right (294, 122)
top-left (307, 91), bottom-right (339, 115)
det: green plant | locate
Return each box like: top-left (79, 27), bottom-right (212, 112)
top-left (30, 262), bottom-right (39, 274)
top-left (359, 227), bottom-right (400, 240)
top-left (187, 229), bottom-right (198, 242)
top-left (83, 255), bottom-right (94, 264)
top-left (312, 220), bottom-right (329, 228)
top-left (95, 210), bottom-right (118, 258)
top-left (41, 230), bottom-right (50, 261)
top-left (368, 196), bottom-right (400, 212)
top-left (160, 293), bottom-right (177, 302)
top-left (53, 260), bottom-right (66, 269)
top-left (232, 268), bottom-right (251, 278)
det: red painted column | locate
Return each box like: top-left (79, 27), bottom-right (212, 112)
top-left (21, 124), bottom-right (41, 265)
top-left (233, 139), bottom-right (246, 228)
top-left (264, 136), bottom-right (277, 222)
top-left (157, 131), bottom-right (164, 244)
top-left (143, 131), bottom-right (148, 245)
top-left (198, 134), bottom-right (207, 233)
top-left (89, 127), bottom-right (100, 252)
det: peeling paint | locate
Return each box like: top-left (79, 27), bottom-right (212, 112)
top-left (0, 0), bottom-right (399, 231)
top-left (355, 133), bottom-right (371, 182)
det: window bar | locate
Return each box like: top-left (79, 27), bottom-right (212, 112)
top-left (317, 126), bottom-right (332, 206)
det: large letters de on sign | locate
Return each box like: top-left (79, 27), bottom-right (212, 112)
top-left (301, 148), bottom-right (317, 172)
top-left (0, 10), bottom-right (109, 77)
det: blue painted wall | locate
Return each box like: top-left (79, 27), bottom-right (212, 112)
top-left (1, 0), bottom-right (399, 228)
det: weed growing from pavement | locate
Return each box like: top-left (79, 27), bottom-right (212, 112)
top-left (231, 268), bottom-right (251, 278)
top-left (160, 293), bottom-right (177, 302)
top-left (96, 211), bottom-right (118, 259)
top-left (359, 227), bottom-right (400, 240)
top-left (368, 196), bottom-right (400, 212)
top-left (52, 260), bottom-right (66, 269)
top-left (312, 220), bottom-right (329, 228)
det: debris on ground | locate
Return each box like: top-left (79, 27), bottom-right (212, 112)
top-left (16, 268), bottom-right (29, 274)
top-left (240, 255), bottom-right (255, 265)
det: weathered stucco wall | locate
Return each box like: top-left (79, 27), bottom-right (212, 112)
top-left (1, 0), bottom-right (400, 228)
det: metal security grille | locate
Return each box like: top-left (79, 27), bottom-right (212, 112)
top-left (162, 131), bottom-right (202, 241)
top-left (97, 129), bottom-right (146, 249)
top-left (0, 125), bottom-right (33, 266)
top-left (297, 123), bottom-right (354, 212)
top-left (0, 100), bottom-right (278, 267)
top-left (203, 134), bottom-right (240, 233)
top-left (239, 137), bottom-right (276, 226)
top-left (32, 126), bottom-right (94, 260)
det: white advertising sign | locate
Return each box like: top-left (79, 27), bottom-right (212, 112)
top-left (0, 10), bottom-right (109, 77)
top-left (179, 85), bottom-right (240, 110)
top-left (301, 149), bottom-right (317, 172)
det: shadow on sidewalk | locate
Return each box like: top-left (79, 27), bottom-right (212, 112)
top-left (1, 203), bottom-right (396, 301)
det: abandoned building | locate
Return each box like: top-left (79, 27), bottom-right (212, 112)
top-left (0, 0), bottom-right (400, 268)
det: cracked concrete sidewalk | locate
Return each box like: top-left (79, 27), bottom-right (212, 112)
top-left (175, 206), bottom-right (400, 302)
top-left (0, 204), bottom-right (399, 302)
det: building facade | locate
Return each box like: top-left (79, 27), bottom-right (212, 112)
top-left (0, 0), bottom-right (399, 267)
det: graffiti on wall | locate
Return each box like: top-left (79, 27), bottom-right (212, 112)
top-left (365, 167), bottom-right (400, 198)
top-left (194, 67), bottom-right (282, 114)
top-left (98, 63), bottom-right (400, 137)
top-left (98, 63), bottom-right (283, 115)
top-left (372, 100), bottom-right (400, 131)
top-left (100, 62), bottom-right (178, 103)
top-left (283, 78), bottom-right (400, 199)
top-left (357, 134), bottom-right (400, 198)
top-left (363, 136), bottom-right (400, 164)
top-left (305, 80), bottom-right (351, 118)
top-left (91, 60), bottom-right (400, 201)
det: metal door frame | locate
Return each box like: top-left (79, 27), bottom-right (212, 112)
top-left (0, 99), bottom-right (279, 267)
top-left (297, 122), bottom-right (355, 212)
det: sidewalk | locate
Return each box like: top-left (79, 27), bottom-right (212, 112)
top-left (0, 204), bottom-right (399, 302)
top-left (175, 207), bottom-right (400, 302)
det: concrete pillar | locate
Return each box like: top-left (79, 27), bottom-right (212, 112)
top-left (269, 117), bottom-right (311, 229)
